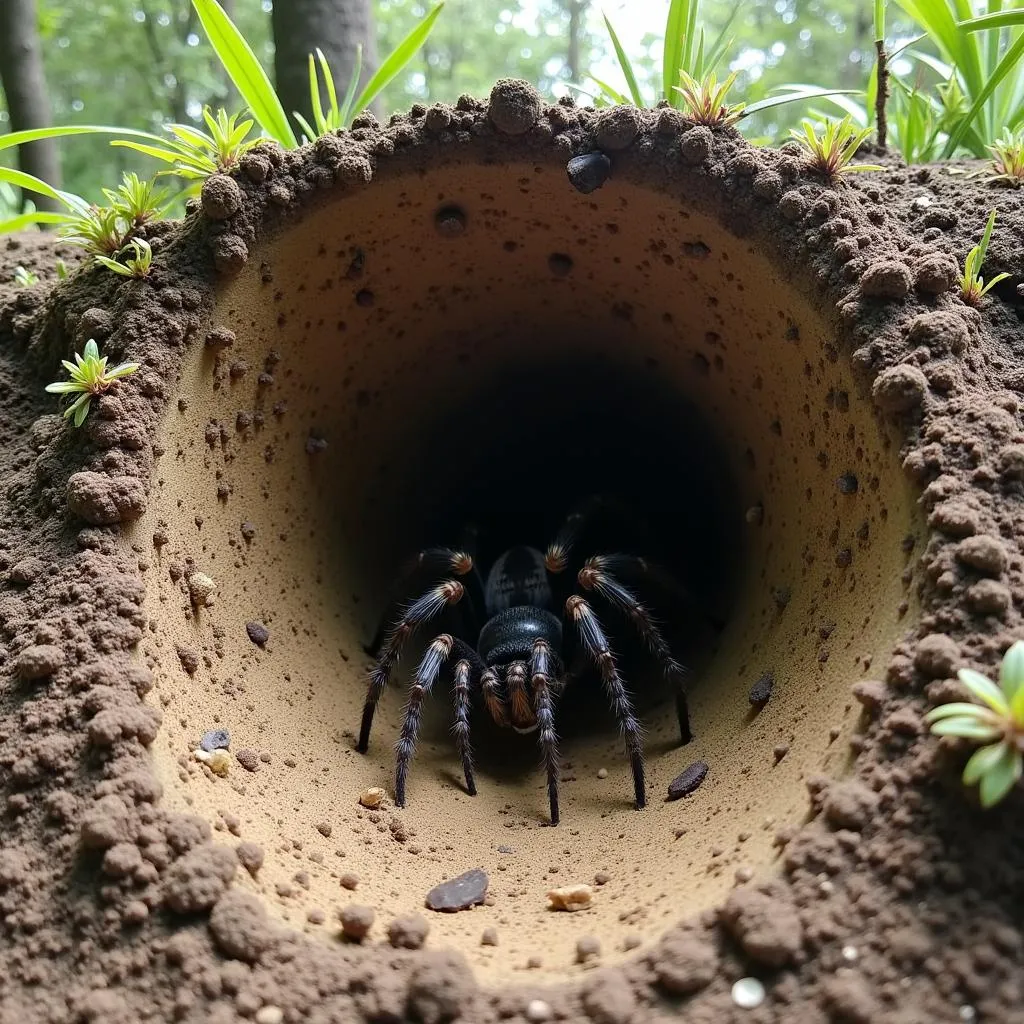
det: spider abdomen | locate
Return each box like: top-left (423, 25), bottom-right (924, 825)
top-left (478, 606), bottom-right (562, 666)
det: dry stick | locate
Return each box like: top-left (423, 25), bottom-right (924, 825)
top-left (875, 38), bottom-right (889, 152)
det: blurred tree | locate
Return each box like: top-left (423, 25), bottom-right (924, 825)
top-left (271, 0), bottom-right (379, 130)
top-left (0, 0), bottom-right (62, 210)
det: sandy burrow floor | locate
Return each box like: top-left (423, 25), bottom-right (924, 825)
top-left (134, 164), bottom-right (922, 983)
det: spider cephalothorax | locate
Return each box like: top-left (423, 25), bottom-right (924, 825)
top-left (355, 498), bottom-right (693, 824)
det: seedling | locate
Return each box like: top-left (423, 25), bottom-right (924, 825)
top-left (983, 127), bottom-right (1024, 186)
top-left (113, 107), bottom-right (259, 180)
top-left (789, 116), bottom-right (885, 179)
top-left (58, 205), bottom-right (128, 256)
top-left (94, 238), bottom-right (153, 278)
top-left (13, 266), bottom-right (39, 287)
top-left (926, 641), bottom-right (1024, 807)
top-left (674, 70), bottom-right (745, 128)
top-left (959, 210), bottom-right (1010, 304)
top-left (102, 172), bottom-right (169, 226)
top-left (45, 339), bottom-right (141, 427)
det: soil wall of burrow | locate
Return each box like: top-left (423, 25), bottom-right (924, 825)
top-left (132, 143), bottom-right (923, 984)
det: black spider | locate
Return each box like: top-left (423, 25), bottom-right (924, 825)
top-left (355, 498), bottom-right (693, 824)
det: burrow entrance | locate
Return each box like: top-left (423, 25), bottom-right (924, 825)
top-left (135, 156), bottom-right (921, 983)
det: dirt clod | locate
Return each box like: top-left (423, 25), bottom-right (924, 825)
top-left (245, 620), bottom-right (269, 646)
top-left (487, 78), bottom-right (542, 135)
top-left (388, 913), bottom-right (430, 949)
top-left (667, 760), bottom-right (709, 800)
top-left (66, 471), bottom-right (146, 525)
top-left (13, 643), bottom-right (64, 680)
top-left (339, 903), bottom-right (375, 942)
top-left (720, 888), bottom-right (803, 967)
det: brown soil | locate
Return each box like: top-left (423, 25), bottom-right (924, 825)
top-left (2, 83), bottom-right (1024, 1023)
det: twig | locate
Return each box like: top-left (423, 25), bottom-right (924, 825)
top-left (875, 38), bottom-right (889, 151)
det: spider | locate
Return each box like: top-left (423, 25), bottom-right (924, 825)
top-left (355, 497), bottom-right (694, 824)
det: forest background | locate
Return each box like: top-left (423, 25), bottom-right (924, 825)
top-left (0, 0), bottom-right (925, 211)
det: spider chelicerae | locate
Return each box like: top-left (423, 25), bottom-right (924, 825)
top-left (355, 497), bottom-right (694, 824)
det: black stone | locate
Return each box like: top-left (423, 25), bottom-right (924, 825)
top-left (246, 621), bottom-right (269, 647)
top-left (425, 868), bottom-right (489, 912)
top-left (749, 671), bottom-right (775, 709)
top-left (566, 152), bottom-right (611, 194)
top-left (667, 761), bottom-right (709, 800)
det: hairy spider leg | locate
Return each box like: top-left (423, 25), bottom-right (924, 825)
top-left (356, 579), bottom-right (465, 753)
top-left (394, 634), bottom-right (453, 807)
top-left (579, 555), bottom-right (693, 744)
top-left (480, 667), bottom-right (508, 726)
top-left (366, 547), bottom-right (477, 657)
top-left (566, 595), bottom-right (646, 810)
top-left (544, 494), bottom-right (650, 574)
top-left (530, 639), bottom-right (562, 825)
top-left (504, 660), bottom-right (536, 731)
top-left (452, 656), bottom-right (477, 797)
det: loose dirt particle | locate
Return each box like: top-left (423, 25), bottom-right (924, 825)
top-left (667, 760), bottom-right (709, 800)
top-left (653, 931), bottom-right (718, 994)
top-left (236, 841), bottom-right (264, 876)
top-left (339, 903), bottom-right (375, 942)
top-left (547, 884), bottom-right (593, 911)
top-left (871, 364), bottom-right (928, 414)
top-left (823, 781), bottom-right (879, 831)
top-left (721, 888), bottom-right (803, 967)
top-left (425, 867), bottom-right (489, 912)
top-left (576, 935), bottom-right (601, 963)
top-left (387, 913), bottom-right (430, 949)
top-left (13, 643), bottom-right (64, 680)
top-left (487, 78), bottom-right (542, 135)
top-left (359, 786), bottom-right (385, 808)
top-left (235, 749), bottom-right (259, 772)
top-left (860, 259), bottom-right (912, 299)
top-left (481, 928), bottom-right (498, 946)
top-left (186, 571), bottom-right (216, 607)
top-left (340, 872), bottom-right (359, 890)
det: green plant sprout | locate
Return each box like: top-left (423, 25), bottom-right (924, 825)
top-left (94, 238), bottom-right (153, 278)
top-left (58, 205), bottom-right (128, 256)
top-left (673, 70), bottom-right (745, 127)
top-left (112, 107), bottom-right (259, 181)
top-left (959, 210), bottom-right (1010, 304)
top-left (983, 127), bottom-right (1024, 185)
top-left (790, 116), bottom-right (885, 179)
top-left (45, 340), bottom-right (141, 427)
top-left (55, 260), bottom-right (68, 281)
top-left (925, 641), bottom-right (1024, 807)
top-left (103, 172), bottom-right (169, 226)
top-left (13, 266), bottom-right (39, 287)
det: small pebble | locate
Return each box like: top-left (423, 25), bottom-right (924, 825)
top-left (842, 945), bottom-right (859, 962)
top-left (199, 728), bottom-right (230, 752)
top-left (339, 903), bottom-right (375, 942)
top-left (527, 956), bottom-right (543, 969)
top-left (255, 1009), bottom-right (284, 1024)
top-left (481, 927), bottom-right (499, 946)
top-left (594, 872), bottom-right (610, 885)
top-left (596, 768), bottom-right (608, 779)
top-left (732, 977), bottom-right (766, 1009)
top-left (359, 787), bottom-right (384, 809)
top-left (566, 152), bottom-right (611, 194)
top-left (748, 672), bottom-right (774, 709)
top-left (246, 620), bottom-right (269, 646)
top-left (235, 749), bottom-right (260, 772)
top-left (425, 867), bottom-right (489, 912)
top-left (340, 872), bottom-right (359, 890)
top-left (576, 935), bottom-right (601, 963)
top-left (207, 750), bottom-right (231, 777)
top-left (547, 884), bottom-right (593, 912)
top-left (526, 999), bottom-right (552, 1021)
top-left (667, 760), bottom-right (709, 800)
top-left (187, 571), bottom-right (216, 607)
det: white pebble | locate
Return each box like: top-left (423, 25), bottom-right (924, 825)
top-left (255, 1008), bottom-right (284, 1024)
top-left (546, 883), bottom-right (593, 911)
top-left (911, 195), bottom-right (933, 210)
top-left (193, 748), bottom-right (212, 763)
top-left (596, 768), bottom-right (608, 779)
top-left (959, 1007), bottom-right (976, 1022)
top-left (187, 571), bottom-right (216, 607)
top-left (359, 786), bottom-right (385, 808)
top-left (525, 999), bottom-right (552, 1022)
top-left (842, 945), bottom-right (859, 962)
top-left (731, 977), bottom-right (766, 1009)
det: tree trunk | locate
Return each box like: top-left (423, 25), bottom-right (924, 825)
top-left (566, 0), bottom-right (585, 84)
top-left (271, 0), bottom-right (378, 133)
top-left (0, 0), bottom-right (63, 212)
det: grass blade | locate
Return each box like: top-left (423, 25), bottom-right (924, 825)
top-left (318, 49), bottom-right (340, 127)
top-left (350, 3), bottom-right (444, 122)
top-left (745, 88), bottom-right (864, 118)
top-left (0, 166), bottom-right (84, 212)
top-left (0, 124), bottom-right (168, 154)
top-left (0, 211), bottom-right (71, 233)
top-left (191, 0), bottom-right (296, 147)
top-left (959, 10), bottom-right (1024, 31)
top-left (339, 45), bottom-right (364, 127)
top-left (588, 74), bottom-right (631, 106)
top-left (944, 31), bottom-right (1024, 156)
top-left (663, 0), bottom-right (690, 107)
top-left (603, 10), bottom-right (645, 106)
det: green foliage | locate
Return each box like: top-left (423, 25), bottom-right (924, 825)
top-left (44, 339), bottom-right (141, 427)
top-left (983, 126), bottom-right (1024, 186)
top-left (293, 4), bottom-right (445, 142)
top-left (925, 640), bottom-right (1024, 807)
top-left (674, 70), bottom-right (745, 127)
top-left (94, 237), bottom-right (153, 278)
top-left (59, 204), bottom-right (127, 255)
top-left (896, 0), bottom-right (1024, 157)
top-left (102, 172), bottom-right (169, 227)
top-left (789, 116), bottom-right (884, 179)
top-left (958, 210), bottom-right (1010, 305)
top-left (13, 266), bottom-right (39, 287)
top-left (112, 107), bottom-right (259, 180)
